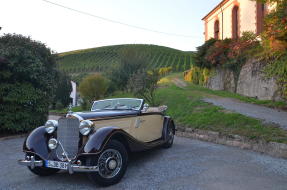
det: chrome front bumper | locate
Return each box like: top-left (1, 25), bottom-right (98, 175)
top-left (18, 156), bottom-right (99, 174)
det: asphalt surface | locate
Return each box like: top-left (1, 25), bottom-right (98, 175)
top-left (1, 136), bottom-right (287, 190)
top-left (203, 97), bottom-right (287, 130)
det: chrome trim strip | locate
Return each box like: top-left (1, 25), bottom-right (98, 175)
top-left (18, 156), bottom-right (43, 168)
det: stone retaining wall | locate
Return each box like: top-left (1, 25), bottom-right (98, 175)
top-left (176, 126), bottom-right (287, 159)
top-left (206, 59), bottom-right (281, 101)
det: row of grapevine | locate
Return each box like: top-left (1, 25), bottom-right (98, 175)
top-left (57, 44), bottom-right (195, 75)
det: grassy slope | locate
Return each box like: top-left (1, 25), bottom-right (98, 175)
top-left (56, 44), bottom-right (194, 75)
top-left (51, 72), bottom-right (287, 144)
top-left (156, 74), bottom-right (287, 144)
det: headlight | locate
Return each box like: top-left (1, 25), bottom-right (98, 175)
top-left (45, 120), bottom-right (58, 134)
top-left (48, 138), bottom-right (58, 150)
top-left (79, 120), bottom-right (93, 135)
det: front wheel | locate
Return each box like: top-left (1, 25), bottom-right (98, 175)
top-left (87, 140), bottom-right (128, 186)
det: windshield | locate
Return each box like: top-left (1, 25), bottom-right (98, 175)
top-left (91, 98), bottom-right (143, 111)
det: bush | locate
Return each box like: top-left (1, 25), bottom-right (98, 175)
top-left (194, 38), bottom-right (217, 68)
top-left (127, 69), bottom-right (160, 106)
top-left (184, 66), bottom-right (211, 85)
top-left (79, 73), bottom-right (109, 104)
top-left (192, 32), bottom-right (260, 90)
top-left (0, 34), bottom-right (58, 134)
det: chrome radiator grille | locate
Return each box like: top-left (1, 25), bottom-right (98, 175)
top-left (56, 118), bottom-right (80, 161)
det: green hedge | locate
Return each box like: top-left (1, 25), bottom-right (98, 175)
top-left (0, 34), bottom-right (57, 133)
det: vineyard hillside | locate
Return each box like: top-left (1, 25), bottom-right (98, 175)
top-left (57, 44), bottom-right (194, 77)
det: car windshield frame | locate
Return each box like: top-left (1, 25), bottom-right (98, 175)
top-left (91, 98), bottom-right (144, 111)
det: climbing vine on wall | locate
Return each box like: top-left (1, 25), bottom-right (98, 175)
top-left (190, 32), bottom-right (260, 92)
top-left (255, 0), bottom-right (287, 99)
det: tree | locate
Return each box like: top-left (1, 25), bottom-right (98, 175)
top-left (194, 38), bottom-right (217, 68)
top-left (52, 71), bottom-right (72, 109)
top-left (108, 48), bottom-right (148, 91)
top-left (127, 69), bottom-right (160, 106)
top-left (0, 34), bottom-right (58, 133)
top-left (79, 73), bottom-right (109, 104)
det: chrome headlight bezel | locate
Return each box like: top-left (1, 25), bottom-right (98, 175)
top-left (48, 138), bottom-right (58, 150)
top-left (79, 120), bottom-right (93, 136)
top-left (45, 120), bottom-right (58, 134)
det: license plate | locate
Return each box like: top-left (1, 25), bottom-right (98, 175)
top-left (45, 160), bottom-right (68, 170)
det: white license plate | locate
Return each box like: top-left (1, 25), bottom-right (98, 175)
top-left (45, 160), bottom-right (68, 170)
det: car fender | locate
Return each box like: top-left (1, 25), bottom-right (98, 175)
top-left (23, 126), bottom-right (51, 159)
top-left (83, 126), bottom-right (125, 154)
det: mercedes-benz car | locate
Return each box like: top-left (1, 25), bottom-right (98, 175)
top-left (18, 98), bottom-right (175, 186)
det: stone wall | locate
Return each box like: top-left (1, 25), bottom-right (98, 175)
top-left (237, 59), bottom-right (280, 100)
top-left (206, 67), bottom-right (235, 93)
top-left (206, 59), bottom-right (281, 101)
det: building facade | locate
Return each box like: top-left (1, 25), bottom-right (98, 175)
top-left (202, 0), bottom-right (270, 41)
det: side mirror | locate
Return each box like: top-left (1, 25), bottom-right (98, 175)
top-left (142, 103), bottom-right (149, 112)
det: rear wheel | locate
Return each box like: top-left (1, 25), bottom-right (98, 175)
top-left (163, 122), bottom-right (174, 148)
top-left (87, 140), bottom-right (128, 186)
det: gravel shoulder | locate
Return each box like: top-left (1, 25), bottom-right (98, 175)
top-left (203, 97), bottom-right (287, 130)
top-left (1, 136), bottom-right (287, 190)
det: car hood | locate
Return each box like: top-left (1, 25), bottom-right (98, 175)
top-left (72, 110), bottom-right (139, 120)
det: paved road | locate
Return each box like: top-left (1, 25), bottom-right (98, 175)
top-left (203, 97), bottom-right (287, 130)
top-left (1, 136), bottom-right (287, 190)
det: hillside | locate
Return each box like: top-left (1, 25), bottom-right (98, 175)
top-left (56, 44), bottom-right (194, 76)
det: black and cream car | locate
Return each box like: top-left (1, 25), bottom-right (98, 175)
top-left (18, 98), bottom-right (175, 186)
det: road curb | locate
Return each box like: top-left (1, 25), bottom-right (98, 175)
top-left (176, 126), bottom-right (287, 159)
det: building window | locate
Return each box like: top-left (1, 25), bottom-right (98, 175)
top-left (257, 2), bottom-right (265, 35)
top-left (232, 6), bottom-right (239, 39)
top-left (214, 20), bottom-right (220, 39)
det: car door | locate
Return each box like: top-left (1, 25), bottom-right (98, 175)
top-left (133, 114), bottom-right (164, 142)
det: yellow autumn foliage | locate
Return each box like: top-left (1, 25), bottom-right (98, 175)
top-left (183, 66), bottom-right (211, 85)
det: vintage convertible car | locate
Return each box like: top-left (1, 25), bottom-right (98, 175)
top-left (18, 98), bottom-right (175, 186)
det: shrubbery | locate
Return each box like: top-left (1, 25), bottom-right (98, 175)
top-left (189, 32), bottom-right (260, 91)
top-left (79, 73), bottom-right (109, 109)
top-left (184, 66), bottom-right (211, 85)
top-left (0, 34), bottom-right (58, 133)
top-left (127, 69), bottom-right (161, 106)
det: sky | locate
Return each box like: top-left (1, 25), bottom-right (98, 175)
top-left (1, 0), bottom-right (221, 53)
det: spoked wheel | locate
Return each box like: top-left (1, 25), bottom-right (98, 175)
top-left (98, 149), bottom-right (122, 178)
top-left (163, 122), bottom-right (174, 148)
top-left (87, 140), bottom-right (128, 186)
top-left (26, 154), bottom-right (59, 176)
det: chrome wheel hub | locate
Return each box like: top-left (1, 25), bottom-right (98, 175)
top-left (98, 149), bottom-right (122, 179)
top-left (107, 159), bottom-right (117, 170)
